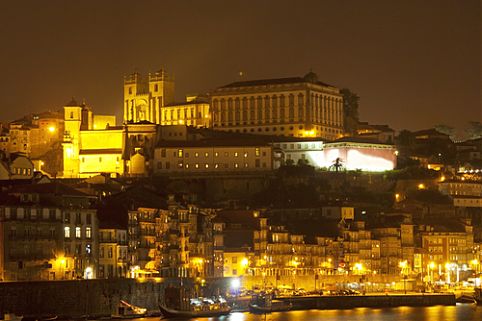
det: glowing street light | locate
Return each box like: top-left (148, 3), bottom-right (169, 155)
top-left (48, 126), bottom-right (56, 133)
top-left (471, 259), bottom-right (479, 273)
top-left (231, 277), bottom-right (241, 296)
top-left (84, 266), bottom-right (93, 279)
top-left (353, 263), bottom-right (364, 275)
top-left (427, 261), bottom-right (436, 288)
top-left (231, 277), bottom-right (240, 289)
top-left (399, 260), bottom-right (408, 294)
top-left (241, 257), bottom-right (249, 267)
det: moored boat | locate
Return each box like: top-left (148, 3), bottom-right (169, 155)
top-left (159, 297), bottom-right (231, 319)
top-left (456, 294), bottom-right (477, 304)
top-left (21, 316), bottom-right (57, 321)
top-left (111, 300), bottom-right (147, 319)
top-left (249, 294), bottom-right (292, 314)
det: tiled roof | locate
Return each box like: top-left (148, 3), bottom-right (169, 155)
top-left (8, 182), bottom-right (90, 197)
top-left (219, 76), bottom-right (332, 89)
top-left (157, 139), bottom-right (271, 148)
top-left (165, 100), bottom-right (208, 107)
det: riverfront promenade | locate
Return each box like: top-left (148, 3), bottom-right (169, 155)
top-left (0, 278), bottom-right (456, 318)
top-left (229, 292), bottom-right (456, 312)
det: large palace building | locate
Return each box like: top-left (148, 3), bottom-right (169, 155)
top-left (48, 68), bottom-right (396, 178)
top-left (122, 70), bottom-right (344, 141)
top-left (210, 72), bottom-right (344, 140)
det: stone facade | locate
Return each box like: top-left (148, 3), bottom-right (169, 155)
top-left (210, 72), bottom-right (344, 140)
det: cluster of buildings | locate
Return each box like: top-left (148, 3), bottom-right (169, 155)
top-left (1, 177), bottom-right (479, 289)
top-left (0, 69), bottom-right (397, 180)
top-left (1, 67), bottom-right (481, 291)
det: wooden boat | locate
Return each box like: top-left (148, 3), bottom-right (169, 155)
top-left (456, 294), bottom-right (477, 304)
top-left (159, 304), bottom-right (231, 318)
top-left (249, 294), bottom-right (292, 314)
top-left (21, 316), bottom-right (57, 321)
top-left (249, 300), bottom-right (292, 314)
top-left (111, 300), bottom-right (147, 319)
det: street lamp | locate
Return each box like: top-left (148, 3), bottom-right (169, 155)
top-left (471, 259), bottom-right (479, 274)
top-left (427, 261), bottom-right (435, 290)
top-left (290, 257), bottom-right (300, 291)
top-left (353, 263), bottom-right (364, 275)
top-left (399, 260), bottom-right (408, 294)
top-left (241, 257), bottom-right (249, 275)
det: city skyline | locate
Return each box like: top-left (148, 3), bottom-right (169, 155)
top-left (0, 0), bottom-right (480, 133)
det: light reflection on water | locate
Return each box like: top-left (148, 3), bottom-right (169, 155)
top-left (136, 305), bottom-right (482, 321)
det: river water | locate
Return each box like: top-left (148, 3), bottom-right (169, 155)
top-left (138, 304), bottom-right (482, 321)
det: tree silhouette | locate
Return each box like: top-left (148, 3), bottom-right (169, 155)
top-left (340, 88), bottom-right (360, 135)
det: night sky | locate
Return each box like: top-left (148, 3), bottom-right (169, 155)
top-left (0, 0), bottom-right (480, 134)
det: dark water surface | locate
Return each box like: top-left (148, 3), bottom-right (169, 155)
top-left (138, 304), bottom-right (482, 321)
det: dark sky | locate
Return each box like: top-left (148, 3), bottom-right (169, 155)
top-left (0, 0), bottom-right (480, 134)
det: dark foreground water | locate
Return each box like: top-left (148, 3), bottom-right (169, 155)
top-left (137, 304), bottom-right (482, 321)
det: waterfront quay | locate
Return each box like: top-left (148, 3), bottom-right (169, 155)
top-left (0, 278), bottom-right (456, 318)
top-left (277, 293), bottom-right (455, 310)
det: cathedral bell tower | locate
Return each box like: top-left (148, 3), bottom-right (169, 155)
top-left (123, 69), bottom-right (175, 124)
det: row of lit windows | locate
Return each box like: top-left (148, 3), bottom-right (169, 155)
top-left (65, 243), bottom-right (92, 256)
top-left (64, 226), bottom-right (92, 239)
top-left (162, 108), bottom-right (205, 121)
top-left (214, 125), bottom-right (342, 134)
top-left (214, 113), bottom-right (342, 127)
top-left (212, 96), bottom-right (342, 125)
top-left (81, 156), bottom-right (120, 163)
top-left (12, 167), bottom-right (32, 176)
top-left (275, 143), bottom-right (323, 150)
top-left (160, 148), bottom-right (265, 158)
top-left (177, 148), bottom-right (263, 158)
top-left (212, 94), bottom-right (342, 111)
top-left (157, 160), bottom-right (267, 170)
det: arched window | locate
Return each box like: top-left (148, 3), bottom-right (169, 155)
top-left (257, 96), bottom-right (263, 124)
top-left (212, 99), bottom-right (219, 123)
top-left (234, 98), bottom-right (240, 123)
top-left (279, 95), bottom-right (285, 121)
top-left (242, 97), bottom-right (248, 123)
top-left (220, 99), bottom-right (226, 123)
top-left (271, 95), bottom-right (278, 123)
top-left (298, 93), bottom-right (304, 121)
top-left (323, 96), bottom-right (327, 124)
top-left (264, 96), bottom-right (270, 123)
top-left (227, 98), bottom-right (233, 124)
top-left (249, 97), bottom-right (255, 123)
top-left (314, 95), bottom-right (319, 122)
top-left (288, 94), bottom-right (295, 122)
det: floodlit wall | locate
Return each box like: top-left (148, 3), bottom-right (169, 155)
top-left (93, 115), bottom-right (116, 130)
top-left (278, 141), bottom-right (396, 172)
top-left (154, 146), bottom-right (273, 173)
top-left (79, 153), bottom-right (122, 177)
top-left (79, 130), bottom-right (123, 150)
